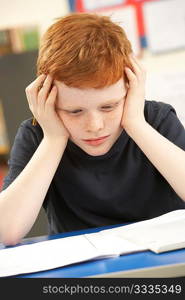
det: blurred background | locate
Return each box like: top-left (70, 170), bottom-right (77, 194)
top-left (0, 0), bottom-right (185, 238)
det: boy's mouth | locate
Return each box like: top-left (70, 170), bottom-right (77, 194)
top-left (82, 135), bottom-right (110, 146)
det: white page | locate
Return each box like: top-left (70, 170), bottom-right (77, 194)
top-left (0, 235), bottom-right (104, 277)
top-left (100, 210), bottom-right (185, 253)
top-left (1, 210), bottom-right (185, 277)
top-left (100, 210), bottom-right (185, 234)
top-left (117, 219), bottom-right (185, 253)
top-left (85, 232), bottom-right (147, 256)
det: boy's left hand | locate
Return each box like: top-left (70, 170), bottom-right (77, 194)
top-left (121, 54), bottom-right (146, 134)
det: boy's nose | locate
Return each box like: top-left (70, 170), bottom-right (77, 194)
top-left (86, 113), bottom-right (104, 133)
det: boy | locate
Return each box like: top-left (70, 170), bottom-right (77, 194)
top-left (0, 13), bottom-right (185, 246)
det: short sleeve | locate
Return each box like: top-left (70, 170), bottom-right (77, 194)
top-left (1, 119), bottom-right (42, 191)
top-left (158, 110), bottom-right (185, 151)
top-left (145, 100), bottom-right (185, 151)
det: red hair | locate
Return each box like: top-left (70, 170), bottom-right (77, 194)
top-left (37, 13), bottom-right (132, 88)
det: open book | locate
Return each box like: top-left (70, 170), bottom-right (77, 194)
top-left (0, 209), bottom-right (185, 277)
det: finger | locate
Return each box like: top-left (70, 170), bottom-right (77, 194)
top-left (129, 55), bottom-right (146, 82)
top-left (35, 74), bottom-right (47, 87)
top-left (129, 55), bottom-right (141, 75)
top-left (46, 85), bottom-right (57, 106)
top-left (38, 75), bottom-right (53, 103)
top-left (125, 67), bottom-right (138, 88)
top-left (26, 74), bottom-right (47, 95)
top-left (25, 74), bottom-right (46, 108)
top-left (130, 54), bottom-right (146, 72)
top-left (43, 85), bottom-right (58, 115)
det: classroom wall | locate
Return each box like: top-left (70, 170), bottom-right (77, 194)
top-left (0, 0), bottom-right (70, 33)
top-left (141, 50), bottom-right (185, 127)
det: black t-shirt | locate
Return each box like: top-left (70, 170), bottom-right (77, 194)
top-left (2, 100), bottom-right (185, 234)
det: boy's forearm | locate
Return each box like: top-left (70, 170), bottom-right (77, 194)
top-left (126, 121), bottom-right (185, 201)
top-left (0, 136), bottom-right (68, 245)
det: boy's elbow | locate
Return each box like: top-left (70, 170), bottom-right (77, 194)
top-left (0, 229), bottom-right (22, 246)
top-left (1, 237), bottom-right (21, 247)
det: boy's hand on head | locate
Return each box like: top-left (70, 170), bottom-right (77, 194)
top-left (25, 74), bottom-right (70, 141)
top-left (121, 54), bottom-right (147, 134)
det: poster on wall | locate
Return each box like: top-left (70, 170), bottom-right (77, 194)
top-left (68, 0), bottom-right (165, 53)
top-left (82, 0), bottom-right (126, 11)
top-left (143, 0), bottom-right (185, 53)
top-left (97, 6), bottom-right (141, 56)
top-left (68, 0), bottom-right (142, 56)
top-left (70, 0), bottom-right (128, 12)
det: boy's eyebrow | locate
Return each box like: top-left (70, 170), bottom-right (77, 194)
top-left (100, 97), bottom-right (124, 106)
top-left (56, 97), bottom-right (125, 110)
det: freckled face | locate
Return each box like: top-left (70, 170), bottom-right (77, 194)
top-left (54, 79), bottom-right (127, 156)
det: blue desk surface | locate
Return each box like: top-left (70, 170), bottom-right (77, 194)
top-left (1, 224), bottom-right (185, 278)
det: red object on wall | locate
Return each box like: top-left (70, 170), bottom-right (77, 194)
top-left (127, 0), bottom-right (159, 37)
top-left (74, 0), bottom-right (159, 40)
top-left (127, 1), bottom-right (145, 37)
top-left (75, 0), bottom-right (144, 37)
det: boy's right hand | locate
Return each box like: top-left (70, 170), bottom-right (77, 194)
top-left (25, 74), bottom-right (70, 141)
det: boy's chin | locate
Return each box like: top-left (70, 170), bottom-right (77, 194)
top-left (70, 139), bottom-right (111, 156)
top-left (81, 145), bottom-right (111, 157)
top-left (84, 149), bottom-right (109, 157)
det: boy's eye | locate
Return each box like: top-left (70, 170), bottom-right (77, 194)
top-left (101, 106), bottom-right (114, 110)
top-left (70, 109), bottom-right (82, 114)
top-left (68, 103), bottom-right (118, 114)
top-left (102, 102), bottom-right (120, 110)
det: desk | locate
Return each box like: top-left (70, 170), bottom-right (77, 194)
top-left (1, 224), bottom-right (185, 278)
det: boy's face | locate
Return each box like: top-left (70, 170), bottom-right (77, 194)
top-left (55, 78), bottom-right (127, 156)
